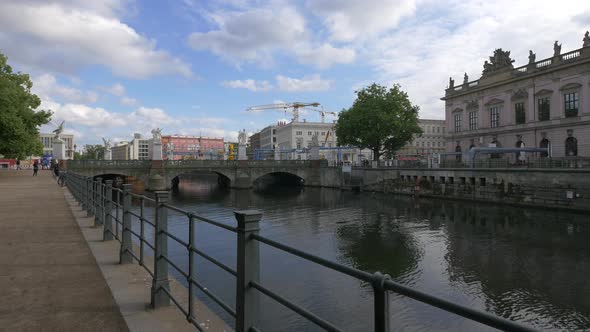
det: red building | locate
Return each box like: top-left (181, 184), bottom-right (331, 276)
top-left (161, 135), bottom-right (224, 160)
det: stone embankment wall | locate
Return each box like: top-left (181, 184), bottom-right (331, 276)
top-left (356, 168), bottom-right (590, 212)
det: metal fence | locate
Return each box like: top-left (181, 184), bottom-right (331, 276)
top-left (64, 172), bottom-right (537, 332)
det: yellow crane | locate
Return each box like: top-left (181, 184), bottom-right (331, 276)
top-left (246, 102), bottom-right (337, 123)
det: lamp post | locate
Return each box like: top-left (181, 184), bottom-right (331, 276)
top-left (74, 144), bottom-right (77, 160)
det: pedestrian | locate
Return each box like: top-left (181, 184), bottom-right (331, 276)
top-left (16, 159), bottom-right (21, 170)
top-left (53, 161), bottom-right (60, 178)
top-left (33, 161), bottom-right (39, 176)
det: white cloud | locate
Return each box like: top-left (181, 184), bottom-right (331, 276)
top-left (223, 75), bottom-right (334, 92)
top-left (222, 79), bottom-right (273, 91)
top-left (276, 75), bottom-right (333, 92)
top-left (307, 0), bottom-right (417, 41)
top-left (120, 97), bottom-right (138, 106)
top-left (0, 0), bottom-right (192, 79)
top-left (104, 83), bottom-right (126, 96)
top-left (187, 4), bottom-right (354, 68)
top-left (188, 6), bottom-right (305, 64)
top-left (32, 74), bottom-right (98, 104)
top-left (295, 44), bottom-right (356, 69)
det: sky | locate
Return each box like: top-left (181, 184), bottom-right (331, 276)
top-left (1, 0), bottom-right (589, 146)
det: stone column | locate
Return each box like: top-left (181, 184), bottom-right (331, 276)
top-left (152, 139), bottom-right (163, 160)
top-left (274, 145), bottom-right (280, 161)
top-left (52, 138), bottom-right (66, 160)
top-left (104, 148), bottom-right (112, 160)
top-left (309, 146), bottom-right (320, 160)
top-left (238, 143), bottom-right (248, 160)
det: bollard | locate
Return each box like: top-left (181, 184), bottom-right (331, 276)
top-left (120, 184), bottom-right (133, 264)
top-left (235, 209), bottom-right (262, 332)
top-left (94, 177), bottom-right (103, 227)
top-left (151, 191), bottom-right (170, 308)
top-left (103, 180), bottom-right (114, 241)
top-left (372, 272), bottom-right (391, 332)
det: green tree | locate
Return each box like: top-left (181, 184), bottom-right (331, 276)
top-left (335, 83), bottom-right (422, 160)
top-left (79, 144), bottom-right (106, 160)
top-left (0, 52), bottom-right (52, 158)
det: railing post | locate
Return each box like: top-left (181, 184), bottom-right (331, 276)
top-left (94, 177), bottom-right (103, 227)
top-left (372, 272), bottom-right (391, 332)
top-left (86, 177), bottom-right (94, 217)
top-left (120, 184), bottom-right (133, 264)
top-left (235, 209), bottom-right (262, 332)
top-left (151, 190), bottom-right (170, 308)
top-left (103, 180), bottom-right (114, 241)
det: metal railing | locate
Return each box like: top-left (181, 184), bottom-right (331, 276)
top-left (64, 172), bottom-right (537, 332)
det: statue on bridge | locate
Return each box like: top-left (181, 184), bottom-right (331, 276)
top-left (311, 132), bottom-right (320, 147)
top-left (102, 137), bottom-right (112, 150)
top-left (102, 137), bottom-right (113, 160)
top-left (238, 129), bottom-right (247, 146)
top-left (53, 120), bottom-right (65, 141)
top-left (151, 128), bottom-right (162, 141)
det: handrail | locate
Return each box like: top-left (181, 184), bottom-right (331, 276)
top-left (64, 171), bottom-right (538, 332)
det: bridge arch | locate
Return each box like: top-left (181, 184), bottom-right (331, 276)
top-left (166, 169), bottom-right (234, 189)
top-left (252, 171), bottom-right (305, 187)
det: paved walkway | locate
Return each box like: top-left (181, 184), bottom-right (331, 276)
top-left (0, 170), bottom-right (128, 331)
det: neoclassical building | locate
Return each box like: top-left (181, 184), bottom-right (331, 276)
top-left (442, 32), bottom-right (590, 159)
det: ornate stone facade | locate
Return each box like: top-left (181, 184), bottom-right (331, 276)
top-left (443, 34), bottom-right (590, 160)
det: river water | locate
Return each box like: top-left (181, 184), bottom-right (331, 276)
top-left (137, 174), bottom-right (590, 331)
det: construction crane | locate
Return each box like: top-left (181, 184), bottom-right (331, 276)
top-left (247, 102), bottom-right (337, 123)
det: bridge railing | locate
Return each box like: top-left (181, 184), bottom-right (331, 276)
top-left (65, 172), bottom-right (536, 332)
top-left (163, 159), bottom-right (315, 168)
top-left (67, 159), bottom-right (151, 169)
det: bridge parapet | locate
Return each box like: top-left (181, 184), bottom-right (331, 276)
top-left (163, 159), bottom-right (316, 168)
top-left (67, 160), bottom-right (152, 169)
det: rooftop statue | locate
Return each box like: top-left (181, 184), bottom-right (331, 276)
top-left (449, 77), bottom-right (454, 89)
top-left (553, 41), bottom-right (561, 56)
top-left (482, 48), bottom-right (515, 76)
top-left (463, 72), bottom-right (469, 84)
top-left (528, 50), bottom-right (536, 64)
top-left (584, 31), bottom-right (590, 48)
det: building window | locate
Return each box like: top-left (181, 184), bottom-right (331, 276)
top-left (468, 111), bottom-right (478, 130)
top-left (538, 97), bottom-right (550, 121)
top-left (454, 113), bottom-right (462, 132)
top-left (490, 107), bottom-right (500, 128)
top-left (564, 92), bottom-right (579, 118)
top-left (321, 132), bottom-right (325, 136)
top-left (515, 102), bottom-right (525, 124)
top-left (296, 131), bottom-right (302, 135)
top-left (308, 131), bottom-right (312, 136)
top-left (437, 127), bottom-right (440, 133)
top-left (296, 142), bottom-right (301, 149)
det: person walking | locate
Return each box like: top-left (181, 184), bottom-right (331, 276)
top-left (33, 161), bottom-right (39, 176)
top-left (16, 159), bottom-right (21, 170)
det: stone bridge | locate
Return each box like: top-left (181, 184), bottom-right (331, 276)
top-left (64, 160), bottom-right (343, 190)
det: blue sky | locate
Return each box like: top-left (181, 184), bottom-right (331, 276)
top-left (1, 0), bottom-right (588, 146)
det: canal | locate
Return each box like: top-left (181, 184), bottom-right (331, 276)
top-left (136, 174), bottom-right (590, 331)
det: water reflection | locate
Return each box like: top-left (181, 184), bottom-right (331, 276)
top-left (160, 175), bottom-right (590, 331)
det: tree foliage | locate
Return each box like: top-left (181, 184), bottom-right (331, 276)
top-left (335, 83), bottom-right (422, 160)
top-left (0, 52), bottom-right (52, 158)
top-left (78, 145), bottom-right (106, 160)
